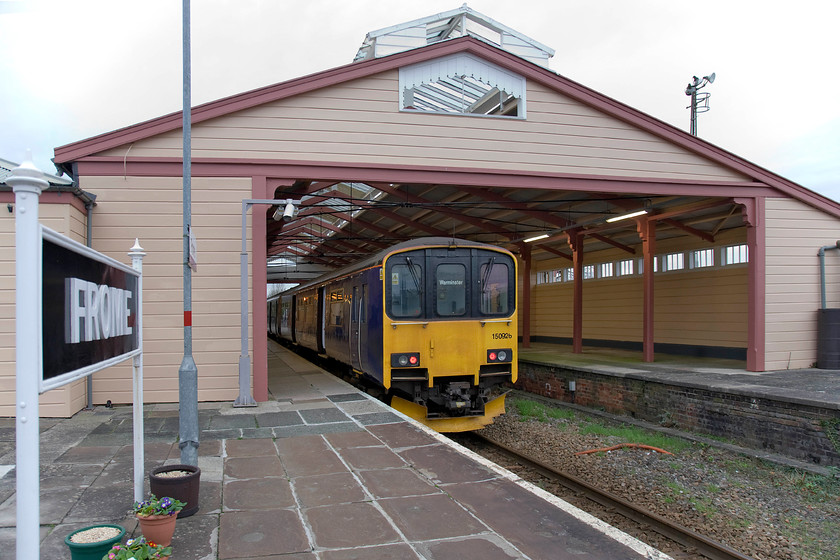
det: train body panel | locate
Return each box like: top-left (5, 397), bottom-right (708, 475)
top-left (269, 237), bottom-right (516, 432)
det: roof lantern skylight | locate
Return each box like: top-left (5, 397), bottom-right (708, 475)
top-left (354, 4), bottom-right (555, 68)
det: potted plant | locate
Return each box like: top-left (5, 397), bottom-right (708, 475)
top-left (149, 463), bottom-right (201, 517)
top-left (132, 494), bottom-right (185, 547)
top-left (64, 524), bottom-right (125, 560)
top-left (103, 536), bottom-right (172, 559)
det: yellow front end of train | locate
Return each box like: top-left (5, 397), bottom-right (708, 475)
top-left (381, 241), bottom-right (518, 432)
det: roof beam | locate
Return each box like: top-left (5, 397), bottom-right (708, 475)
top-left (372, 183), bottom-right (519, 238)
top-left (661, 218), bottom-right (715, 243)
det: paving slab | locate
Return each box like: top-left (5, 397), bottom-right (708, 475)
top-left (292, 472), bottom-right (367, 508)
top-left (378, 493), bottom-right (487, 541)
top-left (219, 509), bottom-right (309, 559)
top-left (224, 477), bottom-right (295, 510)
top-left (304, 502), bottom-right (401, 549)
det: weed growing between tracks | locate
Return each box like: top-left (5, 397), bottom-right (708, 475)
top-left (480, 396), bottom-right (840, 560)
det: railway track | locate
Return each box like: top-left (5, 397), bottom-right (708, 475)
top-left (460, 432), bottom-right (755, 560)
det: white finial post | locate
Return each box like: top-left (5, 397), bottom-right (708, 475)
top-left (8, 152), bottom-right (49, 560)
top-left (128, 239), bottom-right (146, 502)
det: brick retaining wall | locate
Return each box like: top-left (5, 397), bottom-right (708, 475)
top-left (516, 361), bottom-right (840, 467)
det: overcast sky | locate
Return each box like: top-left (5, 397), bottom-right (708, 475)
top-left (2, 0), bottom-right (837, 200)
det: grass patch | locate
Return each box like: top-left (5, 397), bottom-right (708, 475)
top-left (512, 398), bottom-right (574, 423)
top-left (775, 469), bottom-right (840, 504)
top-left (689, 495), bottom-right (718, 517)
top-left (578, 421), bottom-right (692, 453)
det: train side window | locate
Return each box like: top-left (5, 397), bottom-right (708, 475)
top-left (436, 263), bottom-right (466, 316)
top-left (389, 263), bottom-right (423, 318)
top-left (480, 261), bottom-right (509, 315)
top-left (329, 289), bottom-right (343, 326)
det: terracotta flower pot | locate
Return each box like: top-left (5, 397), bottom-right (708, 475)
top-left (149, 463), bottom-right (201, 518)
top-left (64, 524), bottom-right (125, 560)
top-left (136, 513), bottom-right (177, 547)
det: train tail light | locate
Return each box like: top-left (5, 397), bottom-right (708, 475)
top-left (487, 349), bottom-right (512, 363)
top-left (391, 352), bottom-right (420, 367)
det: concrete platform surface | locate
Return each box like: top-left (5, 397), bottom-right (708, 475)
top-left (0, 341), bottom-right (669, 560)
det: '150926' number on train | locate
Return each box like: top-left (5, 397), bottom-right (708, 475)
top-left (492, 332), bottom-right (512, 339)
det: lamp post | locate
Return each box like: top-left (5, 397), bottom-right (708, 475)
top-left (685, 73), bottom-right (715, 136)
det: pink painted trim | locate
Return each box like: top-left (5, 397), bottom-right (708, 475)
top-left (73, 157), bottom-right (777, 198)
top-left (638, 219), bottom-right (656, 362)
top-left (520, 245), bottom-right (531, 347)
top-left (252, 176), bottom-right (269, 402)
top-left (0, 191), bottom-right (89, 214)
top-left (569, 231), bottom-right (584, 353)
top-left (743, 197), bottom-right (766, 372)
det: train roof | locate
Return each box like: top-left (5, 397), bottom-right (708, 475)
top-left (277, 237), bottom-right (513, 297)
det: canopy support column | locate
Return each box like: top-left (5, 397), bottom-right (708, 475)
top-left (638, 218), bottom-right (656, 362)
top-left (520, 244), bottom-right (531, 347)
top-left (567, 229), bottom-right (584, 353)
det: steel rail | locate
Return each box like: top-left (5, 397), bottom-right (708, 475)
top-left (471, 433), bottom-right (755, 560)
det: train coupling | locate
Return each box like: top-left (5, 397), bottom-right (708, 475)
top-left (444, 382), bottom-right (472, 411)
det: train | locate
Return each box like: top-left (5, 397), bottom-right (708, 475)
top-left (267, 237), bottom-right (518, 432)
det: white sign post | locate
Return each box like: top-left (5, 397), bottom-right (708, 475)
top-left (129, 240), bottom-right (146, 502)
top-left (11, 155), bottom-right (146, 558)
top-left (9, 154), bottom-right (48, 560)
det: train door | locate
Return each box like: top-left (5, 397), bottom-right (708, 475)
top-left (317, 286), bottom-right (326, 354)
top-left (349, 283), bottom-right (368, 372)
top-left (350, 285), bottom-right (360, 369)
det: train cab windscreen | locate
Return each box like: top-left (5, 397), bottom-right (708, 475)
top-left (385, 248), bottom-right (514, 320)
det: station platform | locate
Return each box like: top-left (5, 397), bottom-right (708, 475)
top-left (519, 342), bottom-right (840, 408)
top-left (0, 339), bottom-right (669, 560)
top-left (517, 342), bottom-right (840, 469)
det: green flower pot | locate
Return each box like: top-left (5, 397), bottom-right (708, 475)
top-left (64, 524), bottom-right (125, 560)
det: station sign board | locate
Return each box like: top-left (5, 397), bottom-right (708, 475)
top-left (40, 227), bottom-right (140, 392)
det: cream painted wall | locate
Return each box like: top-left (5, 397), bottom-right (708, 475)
top-left (56, 176), bottom-right (254, 410)
top-left (98, 72), bottom-right (750, 184)
top-left (529, 228), bottom-right (748, 349)
top-left (0, 202), bottom-right (88, 417)
top-left (765, 197), bottom-right (840, 370)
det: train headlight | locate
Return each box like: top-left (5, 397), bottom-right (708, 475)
top-left (487, 348), bottom-right (512, 363)
top-left (391, 353), bottom-right (420, 367)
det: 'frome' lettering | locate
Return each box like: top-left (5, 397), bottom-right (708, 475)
top-left (66, 278), bottom-right (132, 343)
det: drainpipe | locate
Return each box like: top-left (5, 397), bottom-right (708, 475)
top-left (84, 197), bottom-right (96, 409)
top-left (817, 240), bottom-right (840, 309)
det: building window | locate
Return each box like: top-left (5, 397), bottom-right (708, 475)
top-left (536, 271), bottom-right (550, 284)
top-left (662, 252), bottom-right (684, 272)
top-left (598, 262), bottom-right (614, 278)
top-left (564, 268), bottom-right (574, 282)
top-left (691, 248), bottom-right (714, 269)
top-left (723, 244), bottom-right (749, 265)
top-left (553, 269), bottom-right (563, 283)
top-left (582, 265), bottom-right (595, 280)
top-left (617, 259), bottom-right (634, 276)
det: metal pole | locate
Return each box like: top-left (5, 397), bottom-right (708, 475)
top-left (178, 0), bottom-right (199, 466)
top-left (818, 243), bottom-right (840, 310)
top-left (236, 201), bottom-right (257, 406)
top-left (129, 239), bottom-right (146, 502)
top-left (689, 87), bottom-right (698, 136)
top-left (9, 153), bottom-right (49, 560)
